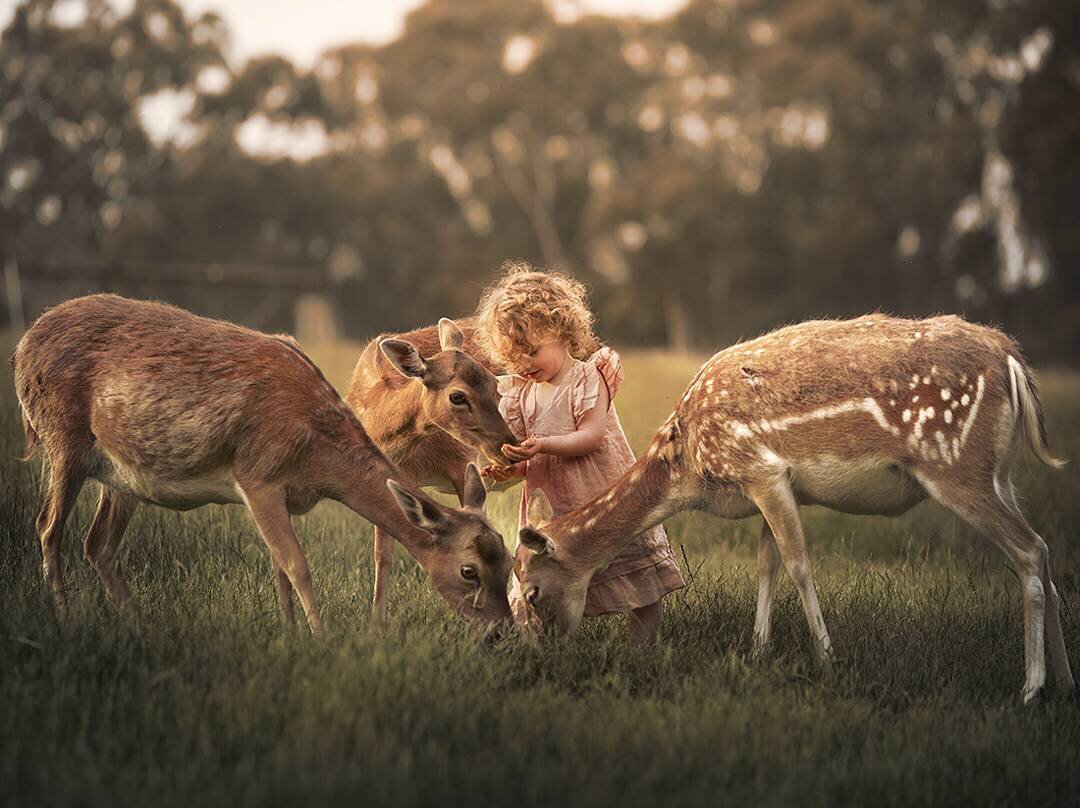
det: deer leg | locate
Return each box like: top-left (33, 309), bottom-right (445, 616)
top-left (272, 560), bottom-right (296, 627)
top-left (239, 482), bottom-right (323, 638)
top-left (918, 472), bottom-right (1052, 703)
top-left (745, 477), bottom-right (833, 662)
top-left (1041, 550), bottom-right (1074, 692)
top-left (372, 526), bottom-right (395, 623)
top-left (752, 520), bottom-right (782, 655)
top-left (83, 485), bottom-right (138, 611)
top-left (36, 453), bottom-right (87, 617)
top-left (997, 477), bottom-right (1073, 692)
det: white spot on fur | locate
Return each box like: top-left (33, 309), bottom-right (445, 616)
top-left (944, 410), bottom-right (953, 424)
top-left (731, 422), bottom-right (754, 440)
top-left (961, 393), bottom-right (970, 406)
top-left (755, 398), bottom-right (900, 438)
top-left (758, 446), bottom-right (783, 468)
top-left (922, 376), bottom-right (930, 385)
top-left (902, 409), bottom-right (912, 423)
top-left (957, 374), bottom-right (985, 452)
top-left (941, 389), bottom-right (951, 400)
top-left (936, 430), bottom-right (951, 464)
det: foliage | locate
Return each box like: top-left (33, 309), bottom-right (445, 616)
top-left (1, 0), bottom-right (1078, 355)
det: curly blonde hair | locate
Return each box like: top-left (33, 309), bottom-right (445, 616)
top-left (476, 260), bottom-right (601, 366)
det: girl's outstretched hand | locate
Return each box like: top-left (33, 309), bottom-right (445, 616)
top-left (501, 438), bottom-right (543, 462)
top-left (481, 461), bottom-right (526, 482)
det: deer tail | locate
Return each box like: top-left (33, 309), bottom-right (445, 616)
top-left (1007, 354), bottom-right (1065, 470)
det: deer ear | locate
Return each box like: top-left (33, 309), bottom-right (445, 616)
top-left (460, 462), bottom-right (486, 511)
top-left (438, 318), bottom-right (465, 351)
top-left (380, 339), bottom-right (428, 379)
top-left (386, 479), bottom-right (444, 536)
top-left (518, 526), bottom-right (555, 556)
top-left (526, 489), bottom-right (554, 527)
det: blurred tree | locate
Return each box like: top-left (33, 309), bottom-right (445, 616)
top-left (0, 0), bottom-right (224, 265)
top-left (1, 0), bottom-right (1076, 357)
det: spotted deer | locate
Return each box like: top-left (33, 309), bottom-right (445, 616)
top-left (13, 295), bottom-right (513, 635)
top-left (513, 314), bottom-right (1072, 702)
top-left (345, 317), bottom-right (517, 620)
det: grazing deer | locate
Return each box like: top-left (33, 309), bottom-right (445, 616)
top-left (13, 295), bottom-right (512, 634)
top-left (513, 314), bottom-right (1073, 703)
top-left (345, 317), bottom-right (518, 620)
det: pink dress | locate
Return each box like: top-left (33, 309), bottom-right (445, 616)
top-left (498, 347), bottom-right (685, 616)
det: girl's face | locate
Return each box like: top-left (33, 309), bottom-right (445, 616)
top-left (512, 333), bottom-right (569, 384)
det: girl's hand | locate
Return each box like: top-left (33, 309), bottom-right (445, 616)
top-left (481, 461), bottom-right (526, 482)
top-left (501, 437), bottom-right (544, 462)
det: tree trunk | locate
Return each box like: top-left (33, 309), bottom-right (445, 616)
top-left (663, 289), bottom-right (691, 354)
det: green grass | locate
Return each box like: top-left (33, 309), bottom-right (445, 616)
top-left (2, 339), bottom-right (1079, 806)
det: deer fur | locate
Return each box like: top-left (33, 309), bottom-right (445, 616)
top-left (345, 317), bottom-right (518, 620)
top-left (514, 314), bottom-right (1072, 703)
top-left (13, 295), bottom-right (513, 634)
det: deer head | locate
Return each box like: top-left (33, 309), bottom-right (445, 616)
top-left (512, 490), bottom-right (592, 636)
top-left (387, 463), bottom-right (513, 624)
top-left (380, 319), bottom-right (518, 467)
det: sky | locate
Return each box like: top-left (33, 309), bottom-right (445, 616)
top-left (0, 0), bottom-right (690, 67)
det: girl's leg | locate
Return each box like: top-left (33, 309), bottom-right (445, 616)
top-left (629, 600), bottom-right (662, 646)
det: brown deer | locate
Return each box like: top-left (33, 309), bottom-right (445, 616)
top-left (345, 317), bottom-right (517, 620)
top-left (513, 314), bottom-right (1073, 703)
top-left (12, 295), bottom-right (513, 635)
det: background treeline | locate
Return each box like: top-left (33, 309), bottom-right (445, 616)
top-left (1, 0), bottom-right (1077, 358)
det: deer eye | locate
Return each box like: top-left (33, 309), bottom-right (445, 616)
top-left (525, 586), bottom-right (540, 604)
top-left (449, 391), bottom-right (467, 406)
top-left (460, 564), bottom-right (478, 581)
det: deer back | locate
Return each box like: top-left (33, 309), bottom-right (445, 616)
top-left (13, 295), bottom-right (361, 488)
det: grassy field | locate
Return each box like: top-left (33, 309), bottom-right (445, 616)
top-left (2, 336), bottom-right (1079, 806)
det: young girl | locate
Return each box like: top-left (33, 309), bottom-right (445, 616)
top-left (477, 261), bottom-right (684, 645)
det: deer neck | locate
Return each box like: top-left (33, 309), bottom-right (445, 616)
top-left (362, 382), bottom-right (438, 466)
top-left (552, 452), bottom-right (684, 571)
top-left (326, 436), bottom-right (438, 565)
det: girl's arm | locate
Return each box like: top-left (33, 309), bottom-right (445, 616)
top-left (502, 380), bottom-right (610, 460)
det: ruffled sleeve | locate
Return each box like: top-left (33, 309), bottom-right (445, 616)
top-left (570, 347), bottom-right (623, 425)
top-left (497, 374), bottom-right (529, 441)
